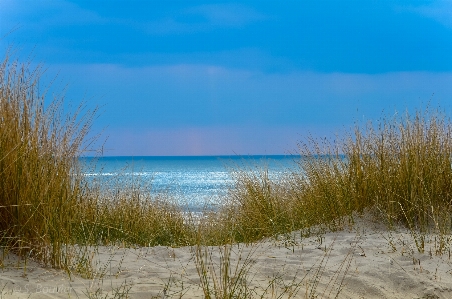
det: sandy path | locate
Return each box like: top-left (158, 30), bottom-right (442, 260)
top-left (1, 219), bottom-right (452, 298)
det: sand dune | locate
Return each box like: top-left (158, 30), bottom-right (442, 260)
top-left (1, 218), bottom-right (452, 298)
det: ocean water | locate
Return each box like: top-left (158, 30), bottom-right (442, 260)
top-left (79, 155), bottom-right (299, 209)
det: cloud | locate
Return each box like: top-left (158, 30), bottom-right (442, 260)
top-left (144, 3), bottom-right (266, 34)
top-left (1, 0), bottom-right (106, 33)
top-left (36, 61), bottom-right (452, 155)
top-left (186, 4), bottom-right (267, 27)
top-left (101, 125), bottom-right (315, 156)
top-left (52, 62), bottom-right (452, 131)
top-left (402, 0), bottom-right (452, 29)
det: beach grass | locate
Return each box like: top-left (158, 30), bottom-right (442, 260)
top-left (1, 52), bottom-right (452, 297)
top-left (212, 108), bottom-right (452, 252)
top-left (0, 54), bottom-right (96, 269)
top-left (0, 54), bottom-right (193, 272)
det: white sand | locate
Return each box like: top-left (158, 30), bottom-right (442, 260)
top-left (2, 218), bottom-right (452, 298)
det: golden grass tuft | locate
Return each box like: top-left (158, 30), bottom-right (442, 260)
top-left (0, 54), bottom-right (96, 268)
top-left (219, 108), bottom-right (452, 252)
top-left (0, 54), bottom-right (194, 272)
top-left (293, 109), bottom-right (452, 253)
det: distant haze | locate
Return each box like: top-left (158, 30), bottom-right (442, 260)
top-left (2, 0), bottom-right (452, 156)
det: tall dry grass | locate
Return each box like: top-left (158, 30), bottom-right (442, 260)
top-left (74, 180), bottom-right (193, 247)
top-left (222, 109), bottom-right (452, 252)
top-left (0, 55), bottom-right (96, 268)
top-left (295, 110), bottom-right (452, 252)
top-left (0, 54), bottom-right (191, 271)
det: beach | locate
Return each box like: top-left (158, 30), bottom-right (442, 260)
top-left (2, 216), bottom-right (452, 299)
top-left (4, 4), bottom-right (452, 298)
top-left (3, 57), bottom-right (452, 298)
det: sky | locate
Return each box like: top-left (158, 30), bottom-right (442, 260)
top-left (1, 0), bottom-right (452, 156)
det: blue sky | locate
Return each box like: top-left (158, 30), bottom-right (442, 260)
top-left (1, 0), bottom-right (452, 156)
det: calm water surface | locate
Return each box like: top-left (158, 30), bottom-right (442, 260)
top-left (79, 155), bottom-right (299, 208)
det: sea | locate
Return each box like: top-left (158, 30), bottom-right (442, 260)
top-left (79, 155), bottom-right (300, 210)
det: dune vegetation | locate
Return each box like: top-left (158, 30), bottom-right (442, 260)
top-left (219, 109), bottom-right (452, 247)
top-left (1, 53), bottom-right (452, 297)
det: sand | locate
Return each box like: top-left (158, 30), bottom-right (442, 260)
top-left (1, 218), bottom-right (452, 298)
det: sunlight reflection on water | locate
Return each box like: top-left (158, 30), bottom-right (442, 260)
top-left (80, 156), bottom-right (298, 209)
